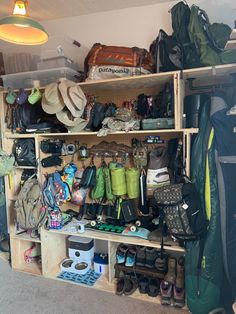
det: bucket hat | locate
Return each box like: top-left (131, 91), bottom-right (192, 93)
top-left (42, 83), bottom-right (65, 114)
top-left (56, 107), bottom-right (87, 131)
top-left (58, 79), bottom-right (86, 118)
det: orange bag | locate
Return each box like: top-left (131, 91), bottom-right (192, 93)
top-left (85, 43), bottom-right (153, 74)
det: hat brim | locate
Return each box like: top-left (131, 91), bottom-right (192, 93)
top-left (68, 85), bottom-right (87, 112)
top-left (67, 121), bottom-right (88, 132)
top-left (59, 80), bottom-right (83, 118)
top-left (56, 108), bottom-right (86, 127)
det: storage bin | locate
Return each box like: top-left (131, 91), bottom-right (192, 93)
top-left (37, 56), bottom-right (78, 71)
top-left (1, 67), bottom-right (79, 89)
top-left (142, 118), bottom-right (174, 130)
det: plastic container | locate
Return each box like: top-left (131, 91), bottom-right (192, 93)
top-left (1, 67), bottom-right (79, 89)
top-left (93, 253), bottom-right (109, 276)
top-left (37, 56), bottom-right (78, 71)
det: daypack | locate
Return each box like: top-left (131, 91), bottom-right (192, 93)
top-left (15, 177), bottom-right (47, 231)
top-left (171, 1), bottom-right (201, 69)
top-left (149, 29), bottom-right (183, 73)
top-left (154, 182), bottom-right (208, 241)
top-left (14, 138), bottom-right (36, 167)
top-left (42, 172), bottom-right (70, 210)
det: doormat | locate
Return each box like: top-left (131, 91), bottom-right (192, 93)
top-left (57, 269), bottom-right (101, 286)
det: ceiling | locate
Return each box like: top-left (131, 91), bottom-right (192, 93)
top-left (0, 0), bottom-right (174, 21)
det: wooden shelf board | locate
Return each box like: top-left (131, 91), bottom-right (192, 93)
top-left (46, 228), bottom-right (184, 253)
top-left (11, 232), bottom-right (41, 243)
top-left (13, 264), bottom-right (42, 276)
top-left (78, 72), bottom-right (176, 94)
top-left (14, 166), bottom-right (37, 169)
top-left (183, 63), bottom-right (236, 80)
top-left (4, 133), bottom-right (37, 139)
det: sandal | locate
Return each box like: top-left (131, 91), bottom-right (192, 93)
top-left (116, 276), bottom-right (126, 295)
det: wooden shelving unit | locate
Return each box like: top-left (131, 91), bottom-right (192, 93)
top-left (1, 63), bottom-right (235, 309)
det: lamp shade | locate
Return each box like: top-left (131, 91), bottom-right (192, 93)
top-left (0, 15), bottom-right (48, 45)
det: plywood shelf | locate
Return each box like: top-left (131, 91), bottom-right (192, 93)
top-left (46, 228), bottom-right (185, 253)
top-left (11, 232), bottom-right (41, 243)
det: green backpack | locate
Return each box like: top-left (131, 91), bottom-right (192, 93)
top-left (188, 5), bottom-right (236, 66)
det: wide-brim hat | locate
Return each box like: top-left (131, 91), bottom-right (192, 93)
top-left (56, 107), bottom-right (87, 128)
top-left (68, 85), bottom-right (87, 111)
top-left (67, 121), bottom-right (88, 133)
top-left (42, 83), bottom-right (65, 114)
top-left (58, 79), bottom-right (86, 118)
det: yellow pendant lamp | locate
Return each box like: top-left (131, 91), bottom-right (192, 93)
top-left (0, 0), bottom-right (48, 45)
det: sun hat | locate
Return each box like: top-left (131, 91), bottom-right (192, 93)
top-left (56, 107), bottom-right (87, 127)
top-left (42, 83), bottom-right (65, 114)
top-left (58, 79), bottom-right (86, 118)
top-left (67, 121), bottom-right (88, 132)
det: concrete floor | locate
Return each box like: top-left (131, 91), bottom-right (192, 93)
top-left (0, 258), bottom-right (183, 314)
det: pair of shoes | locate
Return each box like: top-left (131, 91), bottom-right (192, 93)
top-left (136, 246), bottom-right (158, 268)
top-left (160, 256), bottom-right (185, 308)
top-left (116, 276), bottom-right (138, 296)
top-left (116, 244), bottom-right (136, 267)
top-left (138, 276), bottom-right (160, 297)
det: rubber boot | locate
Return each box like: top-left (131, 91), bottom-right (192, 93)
top-left (164, 256), bottom-right (176, 284)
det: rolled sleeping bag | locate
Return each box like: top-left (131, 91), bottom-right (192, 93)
top-left (125, 168), bottom-right (140, 199)
top-left (111, 167), bottom-right (127, 196)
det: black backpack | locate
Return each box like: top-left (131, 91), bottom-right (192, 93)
top-left (14, 139), bottom-right (37, 167)
top-left (149, 29), bottom-right (183, 73)
top-left (171, 1), bottom-right (201, 69)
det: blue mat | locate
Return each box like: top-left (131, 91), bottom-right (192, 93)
top-left (57, 269), bottom-right (101, 286)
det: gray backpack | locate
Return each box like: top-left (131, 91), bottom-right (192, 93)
top-left (15, 177), bottom-right (47, 231)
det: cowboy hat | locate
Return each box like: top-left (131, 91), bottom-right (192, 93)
top-left (56, 107), bottom-right (87, 129)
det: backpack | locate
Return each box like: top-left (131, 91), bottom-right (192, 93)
top-left (188, 5), bottom-right (222, 66)
top-left (171, 1), bottom-right (201, 69)
top-left (154, 182), bottom-right (208, 241)
top-left (14, 138), bottom-right (36, 167)
top-left (42, 172), bottom-right (70, 210)
top-left (149, 29), bottom-right (183, 73)
top-left (15, 177), bottom-right (47, 231)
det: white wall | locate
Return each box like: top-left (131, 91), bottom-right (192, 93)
top-left (0, 0), bottom-right (235, 69)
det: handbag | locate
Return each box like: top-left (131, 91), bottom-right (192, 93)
top-left (154, 182), bottom-right (208, 240)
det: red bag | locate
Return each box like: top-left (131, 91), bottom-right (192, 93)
top-left (85, 43), bottom-right (153, 75)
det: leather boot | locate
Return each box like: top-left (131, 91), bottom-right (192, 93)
top-left (175, 256), bottom-right (184, 289)
top-left (164, 256), bottom-right (176, 284)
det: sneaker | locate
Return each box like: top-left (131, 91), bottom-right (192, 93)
top-left (138, 276), bottom-right (149, 294)
top-left (125, 246), bottom-right (136, 267)
top-left (136, 246), bottom-right (146, 267)
top-left (160, 280), bottom-right (172, 305)
top-left (173, 285), bottom-right (185, 308)
top-left (116, 244), bottom-right (129, 264)
top-left (145, 247), bottom-right (158, 268)
top-left (147, 278), bottom-right (160, 297)
top-left (164, 256), bottom-right (177, 284)
top-left (123, 277), bottom-right (138, 296)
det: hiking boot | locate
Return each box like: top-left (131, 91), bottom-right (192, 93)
top-left (164, 256), bottom-right (177, 284)
top-left (176, 256), bottom-right (184, 289)
top-left (155, 250), bottom-right (168, 275)
top-left (136, 246), bottom-right (146, 267)
top-left (145, 247), bottom-right (158, 268)
top-left (125, 246), bottom-right (136, 267)
top-left (160, 280), bottom-right (172, 305)
top-left (116, 244), bottom-right (129, 264)
top-left (173, 285), bottom-right (185, 308)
